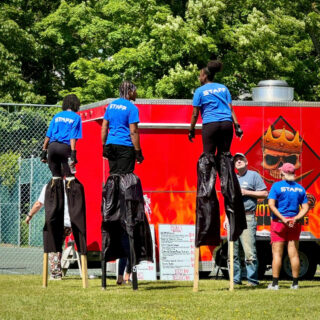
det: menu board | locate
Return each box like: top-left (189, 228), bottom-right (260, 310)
top-left (159, 224), bottom-right (195, 281)
top-left (136, 224), bottom-right (157, 281)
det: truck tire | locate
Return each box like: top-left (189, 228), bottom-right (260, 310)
top-left (221, 268), bottom-right (229, 279)
top-left (281, 248), bottom-right (317, 280)
top-left (199, 271), bottom-right (212, 279)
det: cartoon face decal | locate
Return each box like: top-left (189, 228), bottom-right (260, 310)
top-left (262, 126), bottom-right (302, 179)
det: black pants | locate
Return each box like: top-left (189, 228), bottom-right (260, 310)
top-left (106, 144), bottom-right (135, 174)
top-left (202, 121), bottom-right (233, 155)
top-left (48, 142), bottom-right (72, 177)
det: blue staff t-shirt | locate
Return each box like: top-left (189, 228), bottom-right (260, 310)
top-left (104, 98), bottom-right (140, 147)
top-left (268, 180), bottom-right (308, 219)
top-left (192, 82), bottom-right (233, 124)
top-left (46, 111), bottom-right (82, 145)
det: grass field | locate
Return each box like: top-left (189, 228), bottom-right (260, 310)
top-left (1, 275), bottom-right (320, 320)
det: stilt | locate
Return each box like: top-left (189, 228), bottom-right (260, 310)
top-left (193, 247), bottom-right (200, 292)
top-left (42, 253), bottom-right (48, 288)
top-left (229, 241), bottom-right (234, 291)
top-left (132, 265), bottom-right (138, 290)
top-left (81, 255), bottom-right (88, 288)
top-left (129, 237), bottom-right (138, 290)
top-left (101, 257), bottom-right (106, 290)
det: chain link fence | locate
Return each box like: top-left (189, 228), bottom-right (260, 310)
top-left (0, 103), bottom-right (60, 274)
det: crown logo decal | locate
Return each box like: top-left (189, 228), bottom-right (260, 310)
top-left (263, 126), bottom-right (302, 153)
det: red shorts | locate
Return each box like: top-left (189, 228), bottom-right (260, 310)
top-left (270, 220), bottom-right (301, 243)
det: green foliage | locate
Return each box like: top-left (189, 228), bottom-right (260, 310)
top-left (0, 106), bottom-right (58, 188)
top-left (0, 151), bottom-right (20, 186)
top-left (0, 0), bottom-right (320, 102)
top-left (0, 107), bottom-right (58, 158)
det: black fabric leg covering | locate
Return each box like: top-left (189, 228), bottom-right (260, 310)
top-left (272, 277), bottom-right (279, 286)
top-left (292, 277), bottom-right (299, 286)
top-left (43, 179), bottom-right (64, 253)
top-left (66, 178), bottom-right (87, 254)
top-left (218, 152), bottom-right (247, 241)
top-left (101, 174), bottom-right (153, 265)
top-left (195, 153), bottom-right (220, 246)
top-left (123, 175), bottom-right (153, 265)
top-left (101, 175), bottom-right (127, 262)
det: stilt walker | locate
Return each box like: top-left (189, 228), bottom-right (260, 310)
top-left (40, 94), bottom-right (87, 287)
top-left (100, 81), bottom-right (151, 290)
top-left (101, 174), bottom-right (153, 290)
top-left (189, 60), bottom-right (247, 292)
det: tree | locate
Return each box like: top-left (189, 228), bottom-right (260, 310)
top-left (0, 0), bottom-right (320, 103)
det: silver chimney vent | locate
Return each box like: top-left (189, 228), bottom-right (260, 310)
top-left (252, 80), bottom-right (294, 101)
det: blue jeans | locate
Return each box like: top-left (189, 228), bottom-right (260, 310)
top-left (231, 214), bottom-right (259, 285)
top-left (118, 232), bottom-right (132, 276)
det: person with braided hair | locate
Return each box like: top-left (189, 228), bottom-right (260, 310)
top-left (101, 81), bottom-right (151, 290)
top-left (101, 81), bottom-right (144, 173)
top-left (189, 60), bottom-right (243, 148)
top-left (40, 95), bottom-right (88, 288)
top-left (190, 61), bottom-right (247, 263)
top-left (41, 94), bottom-right (82, 177)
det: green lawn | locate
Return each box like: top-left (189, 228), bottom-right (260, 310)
top-left (1, 275), bottom-right (319, 320)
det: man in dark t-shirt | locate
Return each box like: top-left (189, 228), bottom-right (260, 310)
top-left (224, 153), bottom-right (268, 286)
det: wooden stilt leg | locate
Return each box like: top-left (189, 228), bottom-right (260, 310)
top-left (101, 256), bottom-right (106, 290)
top-left (229, 241), bottom-right (234, 291)
top-left (81, 255), bottom-right (88, 289)
top-left (193, 247), bottom-right (200, 292)
top-left (42, 253), bottom-right (48, 288)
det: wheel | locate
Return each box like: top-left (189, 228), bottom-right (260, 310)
top-left (258, 262), bottom-right (267, 280)
top-left (221, 268), bottom-right (229, 280)
top-left (199, 271), bottom-right (212, 279)
top-left (281, 250), bottom-right (317, 280)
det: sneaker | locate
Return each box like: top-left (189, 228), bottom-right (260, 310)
top-left (247, 282), bottom-right (259, 287)
top-left (49, 275), bottom-right (62, 281)
top-left (233, 281), bottom-right (242, 286)
top-left (123, 279), bottom-right (132, 285)
top-left (267, 284), bottom-right (279, 290)
top-left (290, 284), bottom-right (299, 290)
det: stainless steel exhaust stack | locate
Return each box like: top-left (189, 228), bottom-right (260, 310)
top-left (252, 80), bottom-right (294, 101)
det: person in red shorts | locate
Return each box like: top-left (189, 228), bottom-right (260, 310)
top-left (267, 163), bottom-right (309, 290)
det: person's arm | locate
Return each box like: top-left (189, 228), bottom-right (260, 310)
top-left (130, 123), bottom-right (144, 163)
top-left (25, 201), bottom-right (43, 224)
top-left (229, 103), bottom-right (243, 139)
top-left (42, 137), bottom-right (50, 150)
top-left (70, 139), bottom-right (76, 151)
top-left (190, 107), bottom-right (200, 132)
top-left (40, 137), bottom-right (50, 163)
top-left (101, 119), bottom-right (109, 159)
top-left (130, 123), bottom-right (141, 150)
top-left (293, 203), bottom-right (309, 222)
top-left (268, 199), bottom-right (291, 225)
top-left (223, 214), bottom-right (229, 230)
top-left (189, 107), bottom-right (200, 142)
top-left (101, 119), bottom-right (109, 145)
top-left (241, 189), bottom-right (268, 199)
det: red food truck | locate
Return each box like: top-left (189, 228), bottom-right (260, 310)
top-left (76, 92), bottom-right (320, 279)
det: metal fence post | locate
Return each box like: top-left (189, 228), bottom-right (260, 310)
top-left (18, 156), bottom-right (21, 247)
top-left (29, 155), bottom-right (34, 246)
